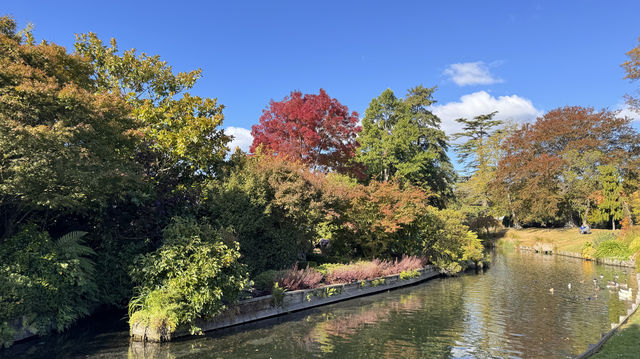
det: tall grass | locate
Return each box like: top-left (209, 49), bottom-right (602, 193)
top-left (261, 255), bottom-right (427, 292)
top-left (323, 256), bottom-right (426, 284)
top-left (276, 264), bottom-right (323, 290)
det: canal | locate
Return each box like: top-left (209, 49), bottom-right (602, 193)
top-left (2, 249), bottom-right (638, 358)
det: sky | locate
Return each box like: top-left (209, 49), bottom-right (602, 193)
top-left (4, 0), bottom-right (640, 152)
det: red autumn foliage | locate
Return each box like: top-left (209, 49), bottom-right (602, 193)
top-left (250, 89), bottom-right (361, 174)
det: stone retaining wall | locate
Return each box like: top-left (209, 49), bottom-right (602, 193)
top-left (519, 246), bottom-right (636, 268)
top-left (131, 266), bottom-right (441, 342)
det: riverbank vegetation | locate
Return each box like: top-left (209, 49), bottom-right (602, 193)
top-left (498, 227), bottom-right (640, 263)
top-left (0, 16), bottom-right (482, 346)
top-left (1, 14), bottom-right (640, 348)
top-left (253, 255), bottom-right (426, 294)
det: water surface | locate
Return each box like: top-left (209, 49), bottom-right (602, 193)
top-left (3, 249), bottom-right (638, 358)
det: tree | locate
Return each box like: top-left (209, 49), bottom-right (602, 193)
top-left (74, 33), bottom-right (230, 178)
top-left (74, 32), bottom-right (233, 246)
top-left (202, 153), bottom-right (326, 274)
top-left (452, 112), bottom-right (502, 175)
top-left (250, 89), bottom-right (360, 174)
top-left (356, 86), bottom-right (454, 206)
top-left (593, 165), bottom-right (624, 230)
top-left (622, 36), bottom-right (640, 112)
top-left (493, 106), bottom-right (639, 226)
top-left (0, 17), bottom-right (140, 241)
top-left (452, 113), bottom-right (507, 234)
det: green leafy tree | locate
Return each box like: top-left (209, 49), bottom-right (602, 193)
top-left (74, 32), bottom-right (230, 179)
top-left (356, 86), bottom-right (454, 206)
top-left (452, 112), bottom-right (502, 175)
top-left (0, 17), bottom-right (140, 240)
top-left (202, 153), bottom-right (325, 274)
top-left (593, 165), bottom-right (624, 230)
top-left (561, 149), bottom-right (603, 226)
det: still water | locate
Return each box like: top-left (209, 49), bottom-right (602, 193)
top-left (3, 249), bottom-right (638, 358)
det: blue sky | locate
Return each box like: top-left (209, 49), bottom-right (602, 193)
top-left (5, 1), bottom-right (640, 151)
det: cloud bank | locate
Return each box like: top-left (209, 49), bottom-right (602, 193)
top-left (432, 91), bottom-right (542, 136)
top-left (443, 61), bottom-right (503, 86)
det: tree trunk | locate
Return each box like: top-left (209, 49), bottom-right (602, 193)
top-left (612, 217), bottom-right (616, 231)
top-left (623, 200), bottom-right (634, 226)
top-left (582, 201), bottom-right (590, 226)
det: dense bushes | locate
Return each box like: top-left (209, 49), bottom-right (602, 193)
top-left (594, 240), bottom-right (632, 259)
top-left (202, 154), bottom-right (484, 278)
top-left (319, 173), bottom-right (484, 269)
top-left (128, 218), bottom-right (249, 334)
top-left (0, 227), bottom-right (97, 347)
top-left (203, 154), bottom-right (325, 274)
top-left (581, 230), bottom-right (638, 261)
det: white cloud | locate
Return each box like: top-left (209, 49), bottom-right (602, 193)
top-left (432, 91), bottom-right (542, 137)
top-left (443, 61), bottom-right (503, 86)
top-left (615, 105), bottom-right (640, 122)
top-left (225, 126), bottom-right (253, 152)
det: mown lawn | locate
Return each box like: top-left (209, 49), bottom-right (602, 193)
top-left (592, 309), bottom-right (640, 358)
top-left (499, 228), bottom-right (619, 253)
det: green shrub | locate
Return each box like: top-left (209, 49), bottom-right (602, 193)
top-left (0, 226), bottom-right (97, 347)
top-left (316, 263), bottom-right (345, 276)
top-left (581, 242), bottom-right (596, 260)
top-left (128, 217), bottom-right (249, 335)
top-left (202, 155), bottom-right (324, 274)
top-left (399, 269), bottom-right (420, 280)
top-left (628, 234), bottom-right (640, 253)
top-left (594, 240), bottom-right (632, 260)
top-left (414, 209), bottom-right (484, 274)
top-left (593, 232), bottom-right (616, 247)
top-left (252, 270), bottom-right (284, 293)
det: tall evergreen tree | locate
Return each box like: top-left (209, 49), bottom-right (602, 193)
top-left (452, 112), bottom-right (505, 234)
top-left (452, 112), bottom-right (502, 176)
top-left (595, 165), bottom-right (624, 230)
top-left (356, 86), bottom-right (454, 207)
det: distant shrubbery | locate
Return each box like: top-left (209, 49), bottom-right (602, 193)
top-left (581, 229), bottom-right (640, 261)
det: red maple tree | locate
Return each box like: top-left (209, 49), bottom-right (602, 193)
top-left (250, 89), bottom-right (361, 173)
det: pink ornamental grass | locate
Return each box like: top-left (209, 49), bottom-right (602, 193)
top-left (277, 263), bottom-right (324, 290)
top-left (325, 256), bottom-right (425, 284)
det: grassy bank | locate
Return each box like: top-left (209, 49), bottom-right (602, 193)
top-left (497, 228), bottom-right (640, 263)
top-left (499, 228), bottom-right (613, 252)
top-left (592, 309), bottom-right (640, 358)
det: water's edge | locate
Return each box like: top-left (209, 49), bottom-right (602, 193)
top-left (516, 246), bottom-right (639, 358)
top-left (576, 273), bottom-right (640, 358)
top-left (131, 266), bottom-right (443, 342)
